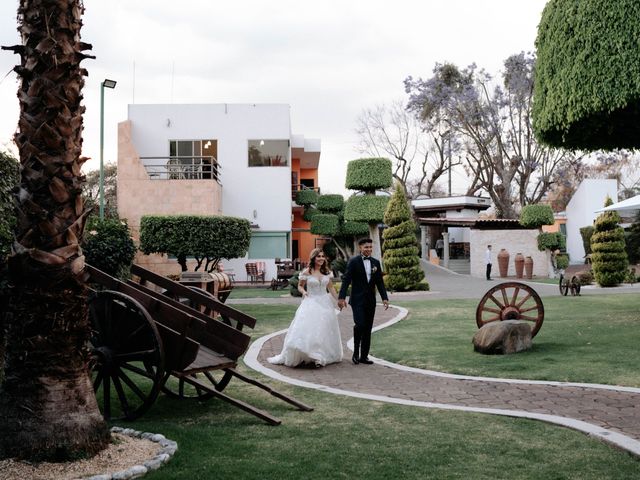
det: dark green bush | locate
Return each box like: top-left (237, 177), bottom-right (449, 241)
top-left (383, 220), bottom-right (415, 240)
top-left (519, 204), bottom-right (554, 228)
top-left (345, 158), bottom-right (393, 191)
top-left (383, 235), bottom-right (417, 250)
top-left (537, 232), bottom-right (566, 251)
top-left (555, 254), bottom-right (569, 270)
top-left (591, 209), bottom-right (628, 286)
top-left (0, 151), bottom-right (19, 261)
top-left (83, 218), bottom-right (136, 279)
top-left (534, 0), bottom-right (640, 150)
top-left (302, 207), bottom-right (318, 222)
top-left (140, 215), bottom-right (251, 272)
top-left (288, 271), bottom-right (303, 297)
top-left (317, 194), bottom-right (344, 212)
top-left (310, 214), bottom-right (339, 236)
top-left (577, 270), bottom-right (594, 285)
top-left (340, 221), bottom-right (370, 236)
top-left (295, 189), bottom-right (319, 206)
top-left (580, 226), bottom-right (595, 256)
top-left (343, 195), bottom-right (389, 223)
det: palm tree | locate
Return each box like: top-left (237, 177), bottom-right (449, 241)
top-left (0, 0), bottom-right (110, 460)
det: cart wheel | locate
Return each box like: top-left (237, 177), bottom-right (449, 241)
top-left (570, 275), bottom-right (581, 296)
top-left (558, 274), bottom-right (570, 296)
top-left (161, 370), bottom-right (233, 399)
top-left (89, 290), bottom-right (165, 421)
top-left (476, 282), bottom-right (545, 337)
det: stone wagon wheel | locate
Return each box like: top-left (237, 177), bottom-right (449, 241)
top-left (476, 282), bottom-right (545, 337)
top-left (89, 290), bottom-right (165, 421)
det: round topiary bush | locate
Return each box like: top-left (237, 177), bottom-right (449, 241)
top-left (316, 194), bottom-right (344, 212)
top-left (83, 218), bottom-right (136, 279)
top-left (302, 207), bottom-right (318, 222)
top-left (340, 220), bottom-right (370, 236)
top-left (310, 214), bottom-right (339, 236)
top-left (295, 189), bottom-right (319, 206)
top-left (537, 232), bottom-right (566, 251)
top-left (381, 184), bottom-right (428, 291)
top-left (345, 158), bottom-right (393, 192)
top-left (591, 209), bottom-right (629, 286)
top-left (519, 204), bottom-right (554, 228)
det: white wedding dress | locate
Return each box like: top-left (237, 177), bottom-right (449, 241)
top-left (268, 273), bottom-right (343, 367)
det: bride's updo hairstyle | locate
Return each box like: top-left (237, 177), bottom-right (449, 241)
top-left (308, 248), bottom-right (330, 275)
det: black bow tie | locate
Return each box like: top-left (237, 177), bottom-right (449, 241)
top-left (362, 256), bottom-right (371, 260)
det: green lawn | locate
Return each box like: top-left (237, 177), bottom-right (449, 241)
top-left (114, 298), bottom-right (640, 479)
top-left (379, 294), bottom-right (640, 387)
top-left (227, 287), bottom-right (292, 299)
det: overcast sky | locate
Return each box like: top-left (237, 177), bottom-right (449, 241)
top-left (0, 0), bottom-right (548, 195)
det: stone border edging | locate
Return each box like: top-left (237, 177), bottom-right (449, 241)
top-left (244, 305), bottom-right (640, 458)
top-left (85, 427), bottom-right (177, 480)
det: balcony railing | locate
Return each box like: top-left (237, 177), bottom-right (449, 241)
top-left (291, 183), bottom-right (320, 200)
top-left (140, 156), bottom-right (221, 182)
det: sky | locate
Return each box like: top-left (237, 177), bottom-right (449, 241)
top-left (0, 0), bottom-right (549, 196)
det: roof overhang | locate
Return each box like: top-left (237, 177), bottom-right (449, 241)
top-left (291, 134), bottom-right (320, 169)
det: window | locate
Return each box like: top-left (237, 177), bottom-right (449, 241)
top-left (248, 140), bottom-right (289, 167)
top-left (249, 232), bottom-right (290, 259)
top-left (168, 139), bottom-right (218, 179)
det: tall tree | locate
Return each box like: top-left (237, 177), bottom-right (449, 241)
top-left (405, 53), bottom-right (575, 218)
top-left (355, 100), bottom-right (460, 198)
top-left (0, 0), bottom-right (110, 460)
top-left (83, 162), bottom-right (118, 219)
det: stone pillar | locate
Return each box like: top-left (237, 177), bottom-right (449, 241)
top-left (420, 225), bottom-right (428, 260)
top-left (442, 231), bottom-right (450, 269)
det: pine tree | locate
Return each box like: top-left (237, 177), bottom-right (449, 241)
top-left (591, 197), bottom-right (629, 286)
top-left (382, 184), bottom-right (428, 291)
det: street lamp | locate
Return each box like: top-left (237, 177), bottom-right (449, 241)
top-left (99, 78), bottom-right (117, 219)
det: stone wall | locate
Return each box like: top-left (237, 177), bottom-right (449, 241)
top-left (470, 229), bottom-right (551, 278)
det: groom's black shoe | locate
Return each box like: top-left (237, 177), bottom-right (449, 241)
top-left (352, 353), bottom-right (360, 365)
top-left (359, 357), bottom-right (374, 365)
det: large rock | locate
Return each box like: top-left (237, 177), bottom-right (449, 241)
top-left (472, 320), bottom-right (532, 355)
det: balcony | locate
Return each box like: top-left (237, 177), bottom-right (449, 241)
top-left (291, 183), bottom-right (320, 200)
top-left (140, 156), bottom-right (221, 183)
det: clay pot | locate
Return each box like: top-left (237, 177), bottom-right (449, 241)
top-left (524, 256), bottom-right (534, 279)
top-left (514, 252), bottom-right (525, 278)
top-left (497, 248), bottom-right (510, 277)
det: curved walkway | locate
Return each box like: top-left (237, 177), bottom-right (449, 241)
top-left (245, 303), bottom-right (640, 457)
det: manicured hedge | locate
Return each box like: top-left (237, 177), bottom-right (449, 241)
top-left (83, 218), bottom-right (136, 279)
top-left (537, 232), bottom-right (566, 251)
top-left (302, 207), bottom-right (318, 222)
top-left (340, 221), bottom-right (370, 236)
top-left (140, 215), bottom-right (251, 271)
top-left (343, 195), bottom-right (389, 223)
top-left (533, 0), bottom-right (640, 150)
top-left (345, 158), bottom-right (393, 191)
top-left (519, 204), bottom-right (554, 228)
top-left (310, 214), bottom-right (339, 236)
top-left (295, 189), bottom-right (319, 206)
top-left (316, 194), bottom-right (344, 212)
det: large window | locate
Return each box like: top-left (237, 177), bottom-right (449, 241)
top-left (248, 231), bottom-right (290, 259)
top-left (248, 140), bottom-right (289, 167)
top-left (168, 139), bottom-right (218, 179)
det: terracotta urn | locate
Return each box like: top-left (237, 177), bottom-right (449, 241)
top-left (524, 256), bottom-right (534, 279)
top-left (514, 252), bottom-right (525, 278)
top-left (497, 248), bottom-right (510, 277)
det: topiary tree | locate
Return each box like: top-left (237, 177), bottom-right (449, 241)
top-left (580, 226), bottom-right (596, 258)
top-left (625, 211), bottom-right (640, 265)
top-left (519, 204), bottom-right (554, 229)
top-left (140, 215), bottom-right (251, 272)
top-left (382, 183), bottom-right (428, 291)
top-left (534, 0), bottom-right (640, 150)
top-left (537, 232), bottom-right (566, 252)
top-left (343, 158), bottom-right (392, 260)
top-left (590, 198), bottom-right (629, 286)
top-left (82, 218), bottom-right (136, 279)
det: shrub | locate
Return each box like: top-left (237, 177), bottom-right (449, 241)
top-left (83, 218), bottom-right (136, 279)
top-left (0, 151), bottom-right (19, 261)
top-left (345, 158), bottom-right (393, 192)
top-left (340, 221), bottom-right (370, 236)
top-left (140, 215), bottom-right (251, 272)
top-left (316, 194), bottom-right (344, 212)
top-left (555, 253), bottom-right (569, 270)
top-left (577, 270), bottom-right (594, 285)
top-left (537, 232), bottom-right (566, 251)
top-left (310, 214), bottom-right (339, 236)
top-left (288, 271), bottom-right (303, 297)
top-left (625, 210), bottom-right (640, 264)
top-left (343, 195), bottom-right (389, 223)
top-left (590, 209), bottom-right (628, 286)
top-left (381, 184), bottom-right (427, 291)
top-left (295, 189), bottom-right (319, 206)
top-left (519, 204), bottom-right (555, 228)
top-left (580, 226), bottom-right (595, 256)
top-left (302, 207), bottom-right (318, 222)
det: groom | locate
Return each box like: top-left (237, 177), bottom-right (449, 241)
top-left (338, 238), bottom-right (389, 365)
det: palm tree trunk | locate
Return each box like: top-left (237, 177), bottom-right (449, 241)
top-left (0, 0), bottom-right (109, 461)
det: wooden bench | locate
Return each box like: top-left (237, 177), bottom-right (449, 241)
top-left (86, 264), bottom-right (312, 424)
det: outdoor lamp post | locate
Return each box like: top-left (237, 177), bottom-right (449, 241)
top-left (99, 78), bottom-right (117, 219)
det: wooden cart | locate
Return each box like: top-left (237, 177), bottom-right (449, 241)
top-left (86, 264), bottom-right (312, 425)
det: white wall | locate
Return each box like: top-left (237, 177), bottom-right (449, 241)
top-left (470, 229), bottom-right (551, 278)
top-left (565, 179), bottom-right (618, 264)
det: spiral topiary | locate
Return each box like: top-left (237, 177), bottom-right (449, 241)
top-left (590, 199), bottom-right (629, 286)
top-left (381, 183), bottom-right (428, 291)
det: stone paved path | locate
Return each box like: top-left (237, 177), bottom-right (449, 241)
top-left (245, 302), bottom-right (640, 457)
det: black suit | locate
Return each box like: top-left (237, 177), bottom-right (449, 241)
top-left (338, 255), bottom-right (388, 360)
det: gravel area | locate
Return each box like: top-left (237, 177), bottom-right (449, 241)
top-left (0, 428), bottom-right (174, 480)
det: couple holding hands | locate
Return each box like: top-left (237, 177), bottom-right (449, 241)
top-left (268, 238), bottom-right (389, 368)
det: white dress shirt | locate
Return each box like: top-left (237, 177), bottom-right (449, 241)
top-left (485, 249), bottom-right (492, 265)
top-left (363, 257), bottom-right (372, 282)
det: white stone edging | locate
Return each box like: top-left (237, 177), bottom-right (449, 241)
top-left (85, 427), bottom-right (177, 480)
top-left (244, 305), bottom-right (640, 458)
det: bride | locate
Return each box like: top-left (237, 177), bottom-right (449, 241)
top-left (268, 248), bottom-right (343, 367)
